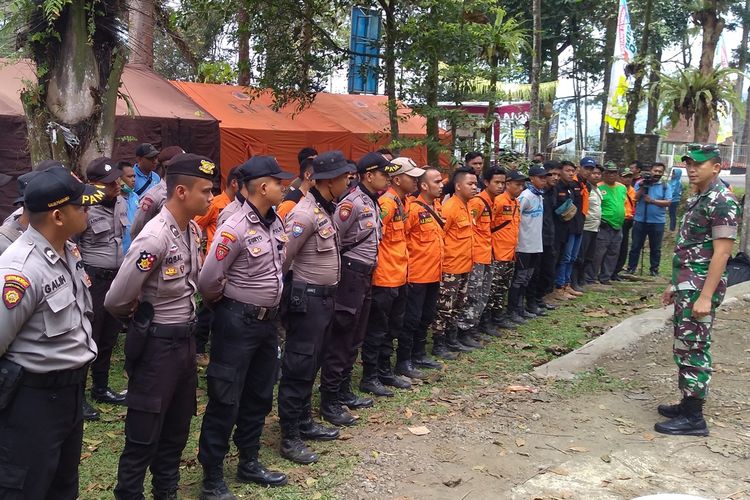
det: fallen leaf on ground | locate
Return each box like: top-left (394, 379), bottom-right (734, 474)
top-left (80, 452), bottom-right (92, 460)
top-left (643, 432), bottom-right (656, 441)
top-left (338, 432), bottom-right (354, 441)
top-left (601, 454), bottom-right (611, 463)
top-left (443, 478), bottom-right (462, 487)
top-left (404, 408), bottom-right (413, 418)
top-left (312, 493), bottom-right (322, 500)
top-left (569, 446), bottom-right (589, 453)
top-left (515, 438), bottom-right (526, 447)
top-left (505, 384), bottom-right (539, 394)
top-left (472, 465), bottom-right (486, 471)
top-left (408, 426), bottom-right (430, 436)
top-left (305, 477), bottom-right (317, 487)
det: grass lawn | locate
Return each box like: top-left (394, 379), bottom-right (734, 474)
top-left (78, 240), bottom-right (676, 499)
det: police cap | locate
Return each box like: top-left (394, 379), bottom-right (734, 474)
top-left (164, 153), bottom-right (217, 181)
top-left (24, 166), bottom-right (105, 212)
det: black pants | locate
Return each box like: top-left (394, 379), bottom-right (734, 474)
top-left (195, 303), bottom-right (214, 355)
top-left (320, 262), bottom-right (373, 394)
top-left (401, 282), bottom-right (439, 360)
top-left (361, 285), bottom-right (407, 375)
top-left (627, 221), bottom-right (665, 273)
top-left (614, 218), bottom-right (633, 276)
top-left (0, 375), bottom-right (85, 499)
top-left (115, 333), bottom-right (197, 499)
top-left (572, 230), bottom-right (598, 286)
top-left (509, 252), bottom-right (541, 314)
top-left (527, 245), bottom-right (557, 304)
top-left (277, 294), bottom-right (334, 426)
top-left (198, 300), bottom-right (279, 468)
top-left (87, 268), bottom-right (122, 388)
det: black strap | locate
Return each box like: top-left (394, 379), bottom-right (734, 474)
top-left (414, 200), bottom-right (445, 229)
top-left (491, 220), bottom-right (511, 233)
top-left (135, 174), bottom-right (154, 197)
top-left (340, 230), bottom-right (375, 255)
top-left (475, 196), bottom-right (492, 220)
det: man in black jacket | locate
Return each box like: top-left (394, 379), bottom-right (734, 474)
top-left (552, 161), bottom-right (585, 300)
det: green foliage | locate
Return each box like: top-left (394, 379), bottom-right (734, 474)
top-left (197, 60), bottom-right (237, 84)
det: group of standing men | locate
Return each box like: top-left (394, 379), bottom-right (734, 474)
top-left (0, 141), bottom-right (737, 500)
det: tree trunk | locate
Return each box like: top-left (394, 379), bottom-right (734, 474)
top-left (734, 0), bottom-right (750, 144)
top-left (623, 0), bottom-right (653, 163)
top-left (694, 6), bottom-right (725, 76)
top-left (237, 5), bottom-right (251, 86)
top-left (645, 47), bottom-right (662, 133)
top-left (128, 0), bottom-right (155, 67)
top-left (425, 7), bottom-right (440, 167)
top-left (528, 0), bottom-right (542, 156)
top-left (744, 84), bottom-right (750, 147)
top-left (297, 0), bottom-right (314, 92)
top-left (693, 104), bottom-right (711, 143)
top-left (483, 57), bottom-right (498, 169)
top-left (379, 0), bottom-right (399, 143)
top-left (600, 7), bottom-right (617, 148)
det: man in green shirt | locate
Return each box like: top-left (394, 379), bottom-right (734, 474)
top-left (591, 162), bottom-right (627, 284)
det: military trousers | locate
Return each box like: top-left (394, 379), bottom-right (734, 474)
top-left (361, 285), bottom-right (407, 375)
top-left (486, 261), bottom-right (515, 316)
top-left (198, 299), bottom-right (279, 469)
top-left (86, 266), bottom-right (123, 389)
top-left (0, 368), bottom-right (86, 500)
top-left (673, 289), bottom-right (722, 400)
top-left (400, 282), bottom-right (440, 361)
top-left (456, 263), bottom-right (494, 331)
top-left (115, 331), bottom-right (197, 500)
top-left (278, 292), bottom-right (335, 427)
top-left (320, 260), bottom-right (374, 393)
top-left (433, 272), bottom-right (470, 337)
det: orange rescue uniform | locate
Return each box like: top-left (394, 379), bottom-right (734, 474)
top-left (194, 191), bottom-right (231, 250)
top-left (441, 195), bottom-right (473, 274)
top-left (372, 187), bottom-right (409, 287)
top-left (276, 188), bottom-right (305, 220)
top-left (405, 194), bottom-right (444, 283)
top-left (624, 185), bottom-right (636, 220)
top-left (491, 191), bottom-right (520, 262)
top-left (467, 190), bottom-right (493, 265)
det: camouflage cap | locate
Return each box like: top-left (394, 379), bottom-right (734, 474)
top-left (682, 144), bottom-right (720, 163)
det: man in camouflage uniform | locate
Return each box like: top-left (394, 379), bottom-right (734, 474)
top-left (656, 145), bottom-right (738, 437)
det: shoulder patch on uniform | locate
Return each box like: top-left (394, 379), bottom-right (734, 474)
top-left (292, 222), bottom-right (305, 238)
top-left (215, 243), bottom-right (230, 261)
top-left (169, 225), bottom-right (180, 238)
top-left (3, 274), bottom-right (29, 309)
top-left (379, 207), bottom-right (388, 220)
top-left (136, 251), bottom-right (157, 272)
top-left (220, 231), bottom-right (237, 242)
top-left (339, 201), bottom-right (353, 222)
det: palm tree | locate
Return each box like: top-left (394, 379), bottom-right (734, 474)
top-left (657, 67), bottom-right (743, 143)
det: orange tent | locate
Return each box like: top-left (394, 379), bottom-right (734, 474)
top-left (170, 81), bottom-right (440, 179)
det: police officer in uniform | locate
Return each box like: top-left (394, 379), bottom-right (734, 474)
top-left (78, 158), bottom-right (128, 420)
top-left (0, 170), bottom-right (41, 255)
top-left (318, 152), bottom-right (388, 427)
top-left (130, 146), bottom-right (185, 238)
top-left (105, 153), bottom-right (215, 500)
top-left (196, 157), bottom-right (293, 499)
top-left (0, 166), bottom-right (103, 499)
top-left (278, 150), bottom-right (355, 464)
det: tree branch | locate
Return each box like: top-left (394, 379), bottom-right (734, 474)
top-left (154, 2), bottom-right (199, 73)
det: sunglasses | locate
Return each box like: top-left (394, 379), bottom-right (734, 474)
top-left (687, 144), bottom-right (719, 153)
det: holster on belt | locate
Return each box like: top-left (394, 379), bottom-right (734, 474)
top-left (288, 281), bottom-right (309, 314)
top-left (0, 357), bottom-right (24, 411)
top-left (124, 301), bottom-right (154, 374)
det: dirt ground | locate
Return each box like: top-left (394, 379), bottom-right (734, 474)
top-left (334, 298), bottom-right (750, 500)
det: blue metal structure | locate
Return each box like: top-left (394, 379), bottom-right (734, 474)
top-left (348, 6), bottom-right (381, 95)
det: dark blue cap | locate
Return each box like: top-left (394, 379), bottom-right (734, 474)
top-left (312, 151), bottom-right (356, 180)
top-left (238, 156), bottom-right (295, 181)
top-left (580, 157), bottom-right (596, 168)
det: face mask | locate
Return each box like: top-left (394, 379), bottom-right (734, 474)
top-left (121, 183), bottom-right (134, 194)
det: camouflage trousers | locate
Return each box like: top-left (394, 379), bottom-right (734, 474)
top-left (486, 261), bottom-right (515, 315)
top-left (432, 272), bottom-right (470, 338)
top-left (673, 289), bottom-right (722, 400)
top-left (456, 263), bottom-right (494, 331)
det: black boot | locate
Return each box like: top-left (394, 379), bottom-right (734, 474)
top-left (395, 360), bottom-right (426, 379)
top-left (280, 422), bottom-right (319, 464)
top-left (200, 466), bottom-right (236, 500)
top-left (520, 309), bottom-right (537, 319)
top-left (508, 312), bottom-right (527, 325)
top-left (654, 397), bottom-right (709, 437)
top-left (237, 456), bottom-right (287, 487)
top-left (657, 399), bottom-right (683, 418)
top-left (360, 366), bottom-right (394, 397)
top-left (91, 386), bottom-right (127, 405)
top-left (458, 329), bottom-right (482, 349)
top-left (446, 328), bottom-right (473, 352)
top-left (83, 399), bottom-right (100, 421)
top-left (378, 366), bottom-right (412, 389)
top-left (479, 315), bottom-right (503, 337)
top-left (412, 353), bottom-right (441, 369)
top-left (541, 301), bottom-right (558, 310)
top-left (338, 376), bottom-right (374, 409)
top-left (299, 416), bottom-right (340, 441)
top-left (431, 336), bottom-right (459, 360)
top-left (153, 488), bottom-right (178, 500)
top-left (320, 391), bottom-right (356, 427)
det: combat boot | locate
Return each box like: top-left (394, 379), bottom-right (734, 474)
top-left (458, 328), bottom-right (482, 349)
top-left (359, 366), bottom-right (394, 397)
top-left (299, 417), bottom-right (340, 441)
top-left (431, 336), bottom-right (459, 361)
top-left (339, 375), bottom-right (374, 409)
top-left (654, 397), bottom-right (709, 437)
top-left (525, 302), bottom-right (546, 316)
top-left (508, 312), bottom-right (527, 325)
top-left (447, 328), bottom-right (473, 352)
top-left (379, 366), bottom-right (412, 389)
top-left (564, 284), bottom-right (583, 297)
top-left (320, 391), bottom-right (356, 427)
top-left (153, 488), bottom-right (179, 500)
top-left (395, 360), bottom-right (426, 379)
top-left (657, 399), bottom-right (683, 418)
top-left (200, 466), bottom-right (237, 500)
top-left (280, 422), bottom-right (319, 464)
top-left (412, 353), bottom-right (441, 369)
top-left (237, 454), bottom-right (287, 487)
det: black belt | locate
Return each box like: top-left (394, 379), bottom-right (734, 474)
top-left (301, 283), bottom-right (337, 297)
top-left (342, 256), bottom-right (375, 275)
top-left (220, 297), bottom-right (279, 321)
top-left (22, 365), bottom-right (88, 388)
top-left (84, 264), bottom-right (118, 280)
top-left (150, 322), bottom-right (195, 339)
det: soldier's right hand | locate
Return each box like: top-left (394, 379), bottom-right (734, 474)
top-left (661, 287), bottom-right (674, 307)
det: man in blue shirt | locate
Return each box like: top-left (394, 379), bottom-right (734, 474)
top-left (133, 142), bottom-right (160, 197)
top-left (626, 162), bottom-right (672, 276)
top-left (118, 161), bottom-right (138, 254)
